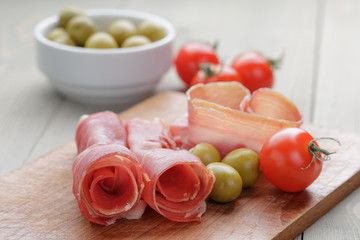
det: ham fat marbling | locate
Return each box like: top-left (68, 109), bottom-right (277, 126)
top-left (174, 82), bottom-right (303, 156)
top-left (72, 111), bottom-right (146, 226)
top-left (126, 118), bottom-right (215, 222)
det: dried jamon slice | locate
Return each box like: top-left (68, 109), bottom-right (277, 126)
top-left (240, 88), bottom-right (302, 122)
top-left (72, 111), bottom-right (146, 226)
top-left (126, 118), bottom-right (214, 222)
top-left (184, 82), bottom-right (303, 156)
top-left (76, 111), bottom-right (127, 154)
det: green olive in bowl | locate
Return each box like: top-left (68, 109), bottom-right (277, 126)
top-left (34, 9), bottom-right (176, 105)
top-left (47, 27), bottom-right (68, 40)
top-left (58, 5), bottom-right (84, 28)
top-left (47, 27), bottom-right (75, 46)
top-left (52, 34), bottom-right (76, 46)
top-left (85, 32), bottom-right (118, 48)
top-left (137, 20), bottom-right (167, 42)
top-left (107, 19), bottom-right (137, 46)
top-left (121, 35), bottom-right (151, 48)
top-left (66, 15), bottom-right (96, 46)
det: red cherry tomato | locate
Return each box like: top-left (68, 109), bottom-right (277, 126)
top-left (260, 128), bottom-right (339, 193)
top-left (174, 41), bottom-right (220, 87)
top-left (190, 64), bottom-right (243, 87)
top-left (231, 51), bottom-right (274, 93)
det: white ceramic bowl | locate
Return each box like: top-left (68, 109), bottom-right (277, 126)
top-left (34, 9), bottom-right (176, 105)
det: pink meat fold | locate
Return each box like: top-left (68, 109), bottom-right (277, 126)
top-left (173, 82), bottom-right (303, 156)
top-left (126, 118), bottom-right (214, 222)
top-left (72, 111), bottom-right (146, 226)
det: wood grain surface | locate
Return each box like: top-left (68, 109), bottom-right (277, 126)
top-left (0, 91), bottom-right (359, 240)
top-left (1, 0), bottom-right (360, 239)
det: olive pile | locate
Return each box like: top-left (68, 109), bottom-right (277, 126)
top-left (47, 6), bottom-right (167, 49)
top-left (189, 143), bottom-right (260, 203)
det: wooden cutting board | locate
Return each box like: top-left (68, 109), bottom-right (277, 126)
top-left (1, 91), bottom-right (359, 240)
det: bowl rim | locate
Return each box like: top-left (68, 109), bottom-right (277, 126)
top-left (34, 8), bottom-right (176, 54)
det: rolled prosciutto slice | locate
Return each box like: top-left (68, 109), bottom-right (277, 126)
top-left (126, 118), bottom-right (214, 222)
top-left (177, 82), bottom-right (303, 156)
top-left (72, 111), bottom-right (146, 226)
top-left (75, 111), bottom-right (127, 154)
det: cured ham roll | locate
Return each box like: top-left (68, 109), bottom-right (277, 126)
top-left (182, 82), bottom-right (303, 156)
top-left (126, 118), bottom-right (215, 222)
top-left (72, 111), bottom-right (146, 226)
top-left (75, 111), bottom-right (127, 154)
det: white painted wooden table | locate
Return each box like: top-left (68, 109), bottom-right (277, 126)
top-left (1, 0), bottom-right (359, 239)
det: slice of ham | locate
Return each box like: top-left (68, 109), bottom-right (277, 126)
top-left (175, 82), bottom-right (303, 156)
top-left (75, 111), bottom-right (127, 154)
top-left (72, 111), bottom-right (146, 226)
top-left (126, 118), bottom-right (214, 222)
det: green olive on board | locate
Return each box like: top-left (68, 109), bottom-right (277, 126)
top-left (66, 15), bottom-right (96, 46)
top-left (206, 162), bottom-right (242, 203)
top-left (107, 19), bottom-right (137, 46)
top-left (189, 143), bottom-right (221, 166)
top-left (58, 6), bottom-right (84, 28)
top-left (137, 20), bottom-right (167, 42)
top-left (85, 32), bottom-right (118, 48)
top-left (121, 35), bottom-right (151, 48)
top-left (222, 148), bottom-right (260, 188)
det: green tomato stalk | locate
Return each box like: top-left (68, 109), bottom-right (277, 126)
top-left (267, 53), bottom-right (284, 70)
top-left (199, 63), bottom-right (221, 77)
top-left (302, 137), bottom-right (341, 170)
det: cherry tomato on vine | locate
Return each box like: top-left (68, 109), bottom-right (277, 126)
top-left (190, 64), bottom-right (243, 87)
top-left (259, 127), bottom-right (339, 193)
top-left (231, 51), bottom-right (278, 93)
top-left (174, 41), bottom-right (220, 87)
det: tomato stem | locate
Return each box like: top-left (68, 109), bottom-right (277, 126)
top-left (199, 63), bottom-right (221, 77)
top-left (302, 137), bottom-right (341, 170)
top-left (267, 53), bottom-right (284, 70)
top-left (212, 40), bottom-right (218, 51)
top-left (204, 40), bottom-right (218, 51)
